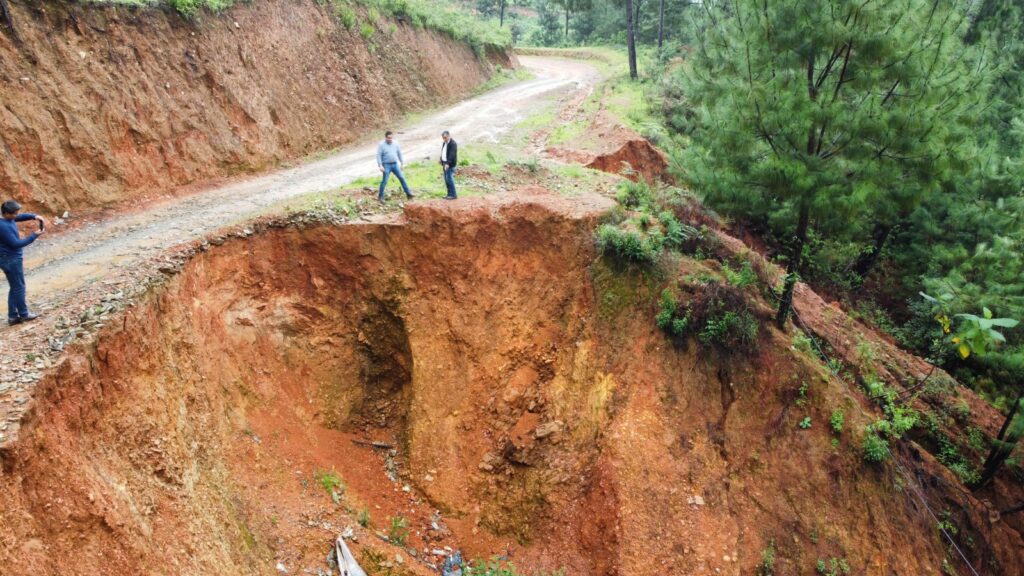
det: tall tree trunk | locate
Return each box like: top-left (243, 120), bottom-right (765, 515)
top-left (500, 0), bottom-right (506, 27)
top-left (976, 389), bottom-right (1024, 489)
top-left (657, 0), bottom-right (665, 48)
top-left (565, 7), bottom-right (570, 40)
top-left (851, 223), bottom-right (895, 280)
top-left (626, 0), bottom-right (638, 79)
top-left (776, 202), bottom-right (811, 329)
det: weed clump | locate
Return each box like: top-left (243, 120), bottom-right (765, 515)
top-left (658, 279), bottom-right (760, 353)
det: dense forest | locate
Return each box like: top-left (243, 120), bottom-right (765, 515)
top-left (497, 0), bottom-right (1024, 488)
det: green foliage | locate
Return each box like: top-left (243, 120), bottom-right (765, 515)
top-left (597, 223), bottom-right (663, 265)
top-left (675, 0), bottom-right (993, 324)
top-left (950, 307), bottom-right (1020, 359)
top-left (387, 515), bottom-right (409, 545)
top-left (862, 429), bottom-right (890, 464)
top-left (816, 558), bottom-right (851, 576)
top-left (360, 22), bottom-right (376, 39)
top-left (315, 470), bottom-right (344, 503)
top-left (333, 2), bottom-right (357, 29)
top-left (721, 260), bottom-right (757, 289)
top-left (466, 557), bottom-right (565, 576)
top-left (759, 540), bottom-right (776, 576)
top-left (830, 408), bottom-right (845, 435)
top-left (357, 507), bottom-right (371, 527)
top-left (798, 416), bottom-right (812, 430)
top-left (163, 0), bottom-right (235, 17)
top-left (656, 288), bottom-right (689, 336)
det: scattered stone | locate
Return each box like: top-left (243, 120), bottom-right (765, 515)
top-left (687, 494), bottom-right (705, 506)
top-left (276, 561), bottom-right (288, 573)
top-left (534, 420), bottom-right (564, 439)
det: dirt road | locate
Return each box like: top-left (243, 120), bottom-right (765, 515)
top-left (7, 56), bottom-right (600, 304)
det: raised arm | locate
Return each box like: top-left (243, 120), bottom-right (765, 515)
top-left (0, 222), bottom-right (37, 250)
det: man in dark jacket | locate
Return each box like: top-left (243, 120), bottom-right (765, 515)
top-left (0, 200), bottom-right (45, 325)
top-left (440, 130), bottom-right (458, 200)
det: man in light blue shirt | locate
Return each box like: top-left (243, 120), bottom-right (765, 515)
top-left (376, 130), bottom-right (414, 203)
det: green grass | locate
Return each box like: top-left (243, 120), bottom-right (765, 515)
top-left (348, 160), bottom-right (453, 198)
top-left (91, 0), bottom-right (512, 51)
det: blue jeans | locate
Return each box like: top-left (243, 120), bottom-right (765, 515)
top-left (379, 163), bottom-right (411, 199)
top-left (443, 165), bottom-right (457, 198)
top-left (0, 255), bottom-right (28, 320)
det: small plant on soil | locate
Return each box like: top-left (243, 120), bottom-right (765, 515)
top-left (466, 557), bottom-right (564, 576)
top-left (358, 507), bottom-right (371, 528)
top-left (798, 416), bottom-right (812, 429)
top-left (722, 260), bottom-right (757, 289)
top-left (759, 539), bottom-right (776, 575)
top-left (656, 288), bottom-right (690, 337)
top-left (792, 331), bottom-right (816, 355)
top-left (596, 223), bottom-right (664, 266)
top-left (830, 408), bottom-right (845, 434)
top-left (315, 470), bottom-right (345, 503)
top-left (795, 382), bottom-right (809, 407)
top-left (816, 557), bottom-right (851, 575)
top-left (862, 428), bottom-right (890, 463)
top-left (388, 515), bottom-right (410, 545)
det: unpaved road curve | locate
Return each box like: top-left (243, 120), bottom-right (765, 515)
top-left (9, 56), bottom-right (600, 304)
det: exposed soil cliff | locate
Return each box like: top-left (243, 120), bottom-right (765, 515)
top-left (0, 0), bottom-right (509, 212)
top-left (1, 192), bottom-right (1020, 575)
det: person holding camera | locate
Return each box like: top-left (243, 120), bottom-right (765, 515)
top-left (0, 200), bottom-right (45, 326)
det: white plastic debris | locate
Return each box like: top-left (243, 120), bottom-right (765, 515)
top-left (335, 535), bottom-right (368, 576)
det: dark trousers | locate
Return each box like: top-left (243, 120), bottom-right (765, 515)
top-left (0, 255), bottom-right (28, 320)
top-left (443, 166), bottom-right (457, 198)
top-left (379, 163), bottom-right (411, 199)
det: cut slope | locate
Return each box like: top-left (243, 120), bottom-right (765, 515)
top-left (0, 193), bottom-right (1020, 575)
top-left (0, 0), bottom-right (508, 212)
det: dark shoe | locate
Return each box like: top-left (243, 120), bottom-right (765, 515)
top-left (406, 191), bottom-right (415, 199)
top-left (377, 197), bottom-right (385, 204)
top-left (7, 317), bottom-right (21, 326)
top-left (21, 313), bottom-right (39, 324)
top-left (443, 195), bottom-right (457, 200)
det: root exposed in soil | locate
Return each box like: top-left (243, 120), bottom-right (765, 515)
top-left (0, 193), bottom-right (1021, 575)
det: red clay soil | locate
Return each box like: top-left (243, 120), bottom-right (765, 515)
top-left (585, 138), bottom-right (672, 183)
top-left (1, 192), bottom-right (1021, 575)
top-left (0, 0), bottom-right (510, 213)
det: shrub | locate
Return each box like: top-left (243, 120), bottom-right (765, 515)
top-left (759, 540), bottom-right (776, 576)
top-left (830, 408), bottom-right (845, 434)
top-left (656, 288), bottom-right (690, 337)
top-left (722, 260), bottom-right (757, 289)
top-left (862, 429), bottom-right (890, 463)
top-left (816, 558), bottom-right (851, 576)
top-left (388, 515), bottom-right (409, 545)
top-left (691, 281), bottom-right (759, 350)
top-left (616, 180), bottom-right (655, 210)
top-left (315, 470), bottom-right (345, 503)
top-left (597, 224), bottom-right (664, 266)
top-left (798, 416), bottom-right (812, 429)
top-left (360, 22), bottom-right (376, 39)
top-left (332, 1), bottom-right (357, 29)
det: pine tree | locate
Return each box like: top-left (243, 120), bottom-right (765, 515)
top-left (680, 0), bottom-right (992, 327)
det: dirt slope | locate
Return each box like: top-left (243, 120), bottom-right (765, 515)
top-left (1, 192), bottom-right (1020, 575)
top-left (0, 0), bottom-right (509, 212)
